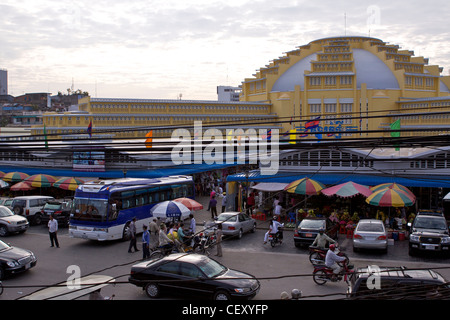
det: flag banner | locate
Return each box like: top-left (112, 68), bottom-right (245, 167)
top-left (145, 130), bottom-right (153, 148)
top-left (43, 124), bottom-right (48, 150)
top-left (87, 120), bottom-right (92, 138)
top-left (304, 116), bottom-right (321, 130)
top-left (390, 119), bottom-right (401, 151)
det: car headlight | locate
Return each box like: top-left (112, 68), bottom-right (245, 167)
top-left (441, 237), bottom-right (450, 244)
top-left (409, 235), bottom-right (420, 242)
top-left (234, 288), bottom-right (251, 293)
top-left (6, 261), bottom-right (19, 268)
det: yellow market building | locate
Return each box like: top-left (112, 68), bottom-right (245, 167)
top-left (240, 36), bottom-right (450, 140)
top-left (34, 97), bottom-right (275, 140)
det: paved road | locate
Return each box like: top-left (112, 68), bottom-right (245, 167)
top-left (2, 222), bottom-right (450, 301)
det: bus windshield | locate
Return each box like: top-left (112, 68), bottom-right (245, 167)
top-left (72, 198), bottom-right (109, 222)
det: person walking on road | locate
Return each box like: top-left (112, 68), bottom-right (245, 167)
top-left (215, 223), bottom-right (223, 257)
top-left (48, 215), bottom-right (59, 248)
top-left (142, 225), bottom-right (150, 260)
top-left (128, 217), bottom-right (139, 253)
top-left (149, 218), bottom-right (160, 250)
top-left (210, 195), bottom-right (218, 219)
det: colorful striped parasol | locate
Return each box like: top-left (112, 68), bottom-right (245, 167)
top-left (370, 183), bottom-right (415, 200)
top-left (2, 172), bottom-right (30, 183)
top-left (23, 174), bottom-right (56, 188)
top-left (365, 187), bottom-right (415, 207)
top-left (53, 177), bottom-right (84, 191)
top-left (321, 181), bottom-right (373, 198)
top-left (284, 177), bottom-right (325, 195)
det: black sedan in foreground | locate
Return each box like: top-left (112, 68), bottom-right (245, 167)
top-left (129, 253), bottom-right (260, 300)
top-left (0, 240), bottom-right (37, 280)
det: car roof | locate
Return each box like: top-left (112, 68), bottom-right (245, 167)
top-left (417, 210), bottom-right (444, 216)
top-left (13, 196), bottom-right (54, 199)
top-left (355, 266), bottom-right (446, 282)
top-left (219, 212), bottom-right (241, 216)
top-left (357, 219), bottom-right (384, 224)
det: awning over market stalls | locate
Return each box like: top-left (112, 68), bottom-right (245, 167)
top-left (251, 182), bottom-right (289, 192)
top-left (226, 171), bottom-right (450, 188)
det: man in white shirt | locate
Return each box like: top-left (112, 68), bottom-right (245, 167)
top-left (325, 244), bottom-right (346, 278)
top-left (48, 215), bottom-right (59, 248)
top-left (263, 218), bottom-right (284, 244)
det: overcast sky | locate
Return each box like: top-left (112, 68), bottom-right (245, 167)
top-left (1, 0), bottom-right (449, 100)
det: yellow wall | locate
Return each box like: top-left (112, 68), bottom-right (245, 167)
top-left (241, 36), bottom-right (450, 140)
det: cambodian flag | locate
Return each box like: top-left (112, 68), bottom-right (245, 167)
top-left (304, 117), bottom-right (320, 130)
top-left (87, 120), bottom-right (92, 138)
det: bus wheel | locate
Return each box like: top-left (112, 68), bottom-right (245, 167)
top-left (122, 223), bottom-right (131, 241)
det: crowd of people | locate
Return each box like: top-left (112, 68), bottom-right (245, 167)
top-left (129, 213), bottom-right (223, 260)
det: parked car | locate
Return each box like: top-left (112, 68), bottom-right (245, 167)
top-left (40, 199), bottom-right (73, 227)
top-left (129, 253), bottom-right (260, 300)
top-left (1, 198), bottom-right (13, 209)
top-left (352, 219), bottom-right (388, 253)
top-left (215, 212), bottom-right (256, 239)
top-left (0, 205), bottom-right (29, 236)
top-left (10, 196), bottom-right (55, 225)
top-left (347, 265), bottom-right (450, 299)
top-left (294, 217), bottom-right (338, 248)
top-left (408, 213), bottom-right (450, 256)
top-left (0, 239), bottom-right (37, 280)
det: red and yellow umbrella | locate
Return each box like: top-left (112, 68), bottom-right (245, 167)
top-left (366, 187), bottom-right (415, 207)
top-left (23, 174), bottom-right (56, 188)
top-left (2, 172), bottom-right (30, 183)
top-left (284, 177), bottom-right (325, 195)
top-left (53, 177), bottom-right (84, 191)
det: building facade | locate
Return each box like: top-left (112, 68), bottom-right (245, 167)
top-left (0, 69), bottom-right (7, 96)
top-left (32, 97), bottom-right (275, 140)
top-left (240, 36), bottom-right (450, 140)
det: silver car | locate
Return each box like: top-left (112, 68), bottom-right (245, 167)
top-left (352, 219), bottom-right (388, 253)
top-left (216, 212), bottom-right (257, 239)
top-left (0, 205), bottom-right (29, 236)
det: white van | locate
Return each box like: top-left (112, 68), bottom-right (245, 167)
top-left (11, 196), bottom-right (55, 225)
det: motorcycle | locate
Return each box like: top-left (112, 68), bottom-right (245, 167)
top-left (268, 229), bottom-right (283, 247)
top-left (196, 221), bottom-right (217, 255)
top-left (312, 261), bottom-right (354, 285)
top-left (308, 244), bottom-right (349, 265)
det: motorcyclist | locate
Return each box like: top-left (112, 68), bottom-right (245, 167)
top-left (311, 228), bottom-right (336, 250)
top-left (325, 244), bottom-right (346, 281)
top-left (263, 216), bottom-right (284, 244)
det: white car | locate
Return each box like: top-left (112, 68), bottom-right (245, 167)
top-left (10, 196), bottom-right (54, 225)
top-left (352, 219), bottom-right (388, 253)
top-left (215, 212), bottom-right (257, 239)
top-left (0, 205), bottom-right (29, 236)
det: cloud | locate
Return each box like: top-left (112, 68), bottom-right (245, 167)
top-left (1, 0), bottom-right (450, 98)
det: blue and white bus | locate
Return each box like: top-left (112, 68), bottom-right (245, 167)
top-left (69, 175), bottom-right (194, 241)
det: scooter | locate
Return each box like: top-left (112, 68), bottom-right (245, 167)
top-left (312, 261), bottom-right (354, 285)
top-left (308, 244), bottom-right (349, 265)
top-left (268, 229), bottom-right (283, 247)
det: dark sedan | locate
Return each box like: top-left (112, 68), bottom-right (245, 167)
top-left (129, 253), bottom-right (260, 300)
top-left (0, 239), bottom-right (37, 280)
